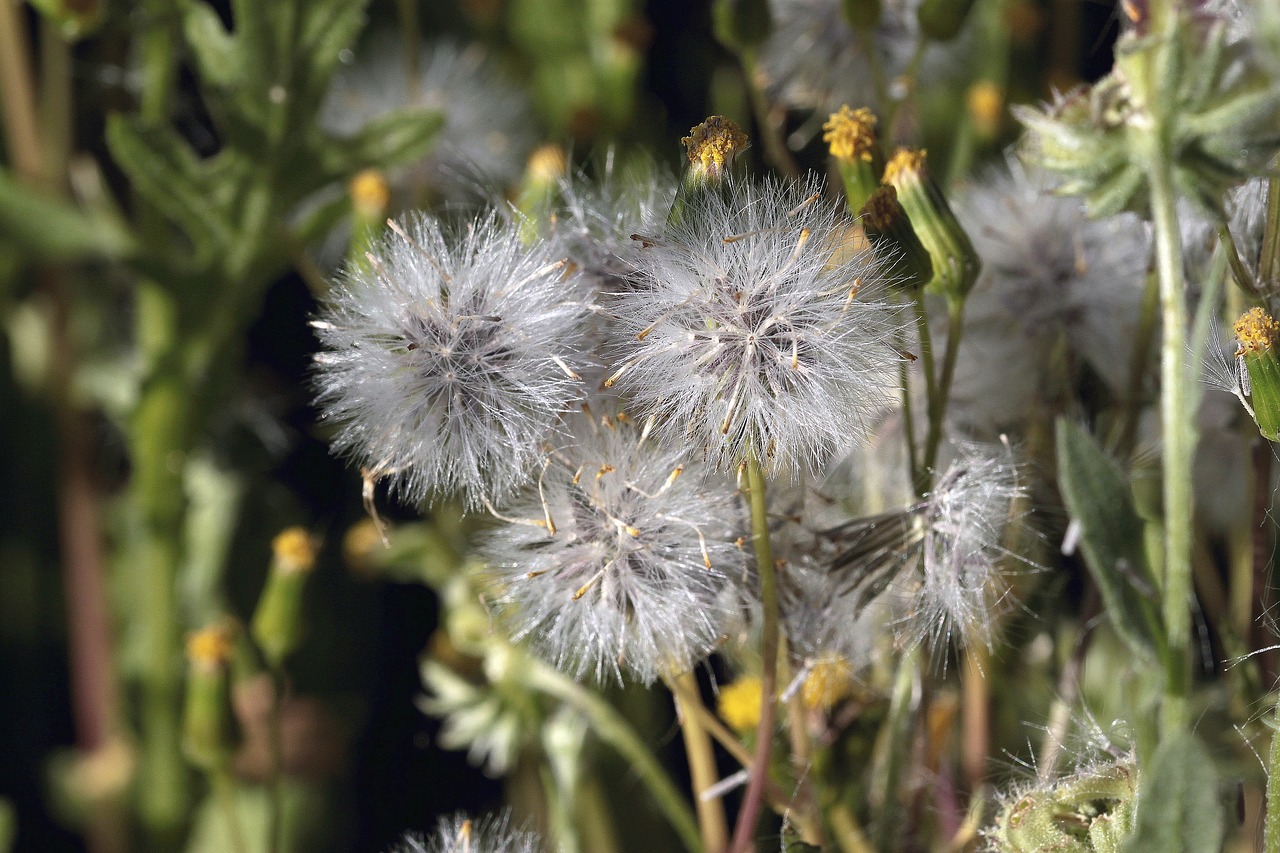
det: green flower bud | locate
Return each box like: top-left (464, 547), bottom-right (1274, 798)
top-left (182, 623), bottom-right (237, 770)
top-left (881, 148), bottom-right (980, 299)
top-left (250, 528), bottom-right (317, 668)
top-left (1234, 307), bottom-right (1280, 441)
top-left (516, 144), bottom-right (568, 244)
top-left (823, 105), bottom-right (883, 215)
top-left (713, 0), bottom-right (773, 54)
top-left (916, 0), bottom-right (978, 41)
top-left (860, 186), bottom-right (932, 290)
top-left (990, 762), bottom-right (1137, 852)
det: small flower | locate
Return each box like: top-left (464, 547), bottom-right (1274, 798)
top-left (312, 211), bottom-right (593, 510)
top-left (717, 676), bottom-right (764, 731)
top-left (391, 811), bottom-right (543, 853)
top-left (482, 413), bottom-right (747, 684)
top-left (607, 174), bottom-right (905, 475)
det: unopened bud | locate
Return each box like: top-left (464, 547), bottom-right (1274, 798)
top-left (882, 148), bottom-right (980, 299)
top-left (712, 0), bottom-right (773, 54)
top-left (671, 116), bottom-right (750, 225)
top-left (1234, 307), bottom-right (1280, 440)
top-left (182, 622), bottom-right (237, 770)
top-left (251, 527), bottom-right (317, 667)
top-left (860, 186), bottom-right (932, 290)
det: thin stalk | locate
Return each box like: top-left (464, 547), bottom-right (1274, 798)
top-left (784, 691), bottom-right (823, 847)
top-left (959, 646), bottom-right (988, 793)
top-left (541, 764), bottom-right (581, 853)
top-left (1266, 696), bottom-right (1280, 853)
top-left (576, 773), bottom-right (621, 853)
top-left (728, 453), bottom-right (781, 853)
top-left (1258, 176), bottom-right (1280, 291)
top-left (828, 802), bottom-right (874, 853)
top-left (1217, 223), bottom-right (1265, 299)
top-left (739, 51), bottom-right (801, 179)
top-left (872, 647), bottom-right (919, 851)
top-left (671, 672), bottom-right (729, 853)
top-left (213, 767), bottom-right (249, 853)
top-left (524, 660), bottom-right (704, 853)
top-left (900, 355), bottom-right (922, 489)
top-left (0, 0), bottom-right (43, 181)
top-left (921, 296), bottom-right (966, 484)
top-left (1147, 139), bottom-right (1195, 738)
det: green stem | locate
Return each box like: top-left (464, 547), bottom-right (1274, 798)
top-left (524, 661), bottom-right (704, 853)
top-left (1147, 133), bottom-right (1195, 739)
top-left (911, 293), bottom-right (940, 496)
top-left (828, 802), bottom-right (874, 853)
top-left (920, 296), bottom-right (966, 486)
top-left (671, 673), bottom-right (729, 853)
top-left (213, 767), bottom-right (248, 853)
top-left (0, 0), bottom-right (43, 182)
top-left (872, 647), bottom-right (918, 851)
top-left (1266, 697), bottom-right (1280, 853)
top-left (728, 453), bottom-right (781, 853)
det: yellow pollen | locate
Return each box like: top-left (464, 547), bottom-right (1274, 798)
top-left (272, 527), bottom-right (318, 574)
top-left (682, 116), bottom-right (749, 176)
top-left (822, 105), bottom-right (879, 163)
top-left (186, 623), bottom-right (234, 668)
top-left (348, 169), bottom-right (390, 219)
top-left (882, 148), bottom-right (928, 186)
top-left (1235, 307), bottom-right (1280, 355)
top-left (717, 676), bottom-right (764, 731)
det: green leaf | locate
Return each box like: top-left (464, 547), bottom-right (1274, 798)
top-left (1055, 419), bottom-right (1164, 659)
top-left (1122, 733), bottom-right (1224, 853)
top-left (182, 4), bottom-right (242, 89)
top-left (0, 169), bottom-right (135, 260)
top-left (314, 109), bottom-right (444, 179)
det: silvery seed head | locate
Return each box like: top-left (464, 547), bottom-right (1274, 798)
top-left (312, 211), bottom-right (593, 510)
top-left (483, 412), bottom-right (748, 684)
top-left (759, 0), bottom-right (922, 113)
top-left (947, 156), bottom-right (1151, 435)
top-left (390, 812), bottom-right (543, 853)
top-left (322, 37), bottom-right (535, 201)
top-left (607, 174), bottom-right (905, 476)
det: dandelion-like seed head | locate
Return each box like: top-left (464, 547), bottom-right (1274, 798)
top-left (911, 444), bottom-right (1028, 652)
top-left (313, 211), bottom-right (592, 510)
top-left (608, 174), bottom-right (905, 475)
top-left (390, 811), bottom-right (543, 853)
top-left (483, 413), bottom-right (747, 684)
top-left (948, 156), bottom-right (1150, 433)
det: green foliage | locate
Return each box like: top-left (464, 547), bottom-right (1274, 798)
top-left (1123, 733), bottom-right (1224, 853)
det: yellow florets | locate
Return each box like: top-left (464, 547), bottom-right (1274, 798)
top-left (966, 81), bottom-right (1005, 138)
top-left (800, 659), bottom-right (855, 710)
top-left (272, 527), bottom-right (318, 574)
top-left (349, 169), bottom-right (390, 220)
top-left (717, 675), bottom-right (764, 731)
top-left (186, 623), bottom-right (234, 669)
top-left (882, 148), bottom-right (928, 186)
top-left (682, 116), bottom-right (749, 179)
top-left (526, 144), bottom-right (568, 184)
top-left (823, 106), bottom-right (879, 163)
top-left (1235, 307), bottom-right (1280, 356)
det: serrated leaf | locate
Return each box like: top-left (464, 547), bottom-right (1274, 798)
top-left (105, 116), bottom-right (233, 261)
top-left (1122, 733), bottom-right (1224, 853)
top-left (183, 4), bottom-right (242, 89)
top-left (0, 169), bottom-right (135, 260)
top-left (1055, 419), bottom-right (1165, 659)
top-left (314, 109), bottom-right (444, 179)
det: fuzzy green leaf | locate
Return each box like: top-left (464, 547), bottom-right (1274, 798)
top-left (0, 169), bottom-right (135, 261)
top-left (1055, 419), bottom-right (1164, 659)
top-left (182, 3), bottom-right (242, 89)
top-left (1122, 733), bottom-right (1224, 853)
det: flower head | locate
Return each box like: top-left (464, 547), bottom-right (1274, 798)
top-left (313, 211), bottom-right (592, 510)
top-left (391, 812), bottom-right (543, 853)
top-left (607, 174), bottom-right (904, 475)
top-left (482, 412), bottom-right (747, 684)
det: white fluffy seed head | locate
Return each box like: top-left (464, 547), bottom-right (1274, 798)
top-left (608, 174), bottom-right (905, 477)
top-left (313, 211), bottom-right (593, 510)
top-left (390, 811), bottom-right (542, 853)
top-left (482, 412), bottom-right (748, 685)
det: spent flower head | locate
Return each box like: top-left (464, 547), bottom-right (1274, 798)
top-left (390, 811), bottom-right (543, 853)
top-left (312, 210), bottom-right (593, 510)
top-left (606, 174), bottom-right (905, 476)
top-left (482, 412), bottom-right (747, 684)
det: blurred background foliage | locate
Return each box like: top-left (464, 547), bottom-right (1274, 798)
top-left (0, 0), bottom-right (1136, 851)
